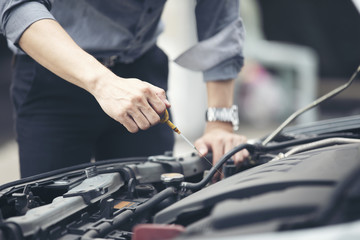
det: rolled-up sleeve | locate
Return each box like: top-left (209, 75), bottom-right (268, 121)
top-left (0, 0), bottom-right (54, 46)
top-left (174, 0), bottom-right (245, 82)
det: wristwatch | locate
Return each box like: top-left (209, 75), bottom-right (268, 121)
top-left (205, 105), bottom-right (239, 131)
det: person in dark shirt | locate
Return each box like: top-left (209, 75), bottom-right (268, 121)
top-left (0, 0), bottom-right (249, 178)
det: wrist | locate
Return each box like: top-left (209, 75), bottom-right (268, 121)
top-left (205, 121), bottom-right (234, 133)
top-left (206, 79), bottom-right (234, 107)
top-left (83, 58), bottom-right (115, 95)
top-left (205, 105), bottom-right (239, 131)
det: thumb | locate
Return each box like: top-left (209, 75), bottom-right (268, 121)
top-left (195, 139), bottom-right (209, 157)
top-left (154, 87), bottom-right (171, 108)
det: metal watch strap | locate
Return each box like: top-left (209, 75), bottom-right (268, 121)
top-left (206, 105), bottom-right (239, 131)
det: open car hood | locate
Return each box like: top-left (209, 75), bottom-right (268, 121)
top-left (0, 114), bottom-right (359, 240)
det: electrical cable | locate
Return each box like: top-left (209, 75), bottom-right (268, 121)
top-left (262, 65), bottom-right (360, 146)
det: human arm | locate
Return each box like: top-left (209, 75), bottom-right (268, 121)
top-left (1, 1), bottom-right (169, 133)
top-left (194, 80), bottom-right (249, 170)
top-left (19, 19), bottom-right (170, 132)
top-left (178, 0), bottom-right (247, 169)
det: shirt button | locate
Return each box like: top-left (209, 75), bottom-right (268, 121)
top-left (147, 8), bottom-right (153, 14)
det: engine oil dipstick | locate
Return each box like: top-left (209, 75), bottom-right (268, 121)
top-left (160, 110), bottom-right (221, 176)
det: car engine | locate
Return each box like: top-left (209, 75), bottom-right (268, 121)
top-left (0, 114), bottom-right (360, 240)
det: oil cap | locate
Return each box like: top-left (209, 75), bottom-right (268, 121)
top-left (161, 173), bottom-right (184, 188)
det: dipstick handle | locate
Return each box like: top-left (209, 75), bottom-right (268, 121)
top-left (160, 109), bottom-right (181, 134)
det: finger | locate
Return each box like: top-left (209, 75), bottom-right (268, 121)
top-left (233, 150), bottom-right (247, 167)
top-left (139, 104), bottom-right (161, 126)
top-left (224, 138), bottom-right (244, 170)
top-left (127, 87), bottom-right (160, 129)
top-left (128, 108), bottom-right (151, 130)
top-left (233, 136), bottom-right (249, 164)
top-left (224, 138), bottom-right (235, 159)
top-left (194, 139), bottom-right (209, 157)
top-left (211, 139), bottom-right (225, 166)
top-left (241, 149), bottom-right (250, 159)
top-left (154, 86), bottom-right (171, 108)
top-left (120, 114), bottom-right (139, 133)
top-left (212, 170), bottom-right (222, 183)
top-left (146, 86), bottom-right (168, 114)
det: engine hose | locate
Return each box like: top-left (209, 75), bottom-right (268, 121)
top-left (81, 186), bottom-right (177, 239)
top-left (260, 133), bottom-right (360, 152)
top-left (181, 143), bottom-right (256, 192)
top-left (271, 137), bottom-right (360, 161)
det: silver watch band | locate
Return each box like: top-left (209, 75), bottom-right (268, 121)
top-left (206, 105), bottom-right (239, 131)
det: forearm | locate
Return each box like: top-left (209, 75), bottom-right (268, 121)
top-left (206, 79), bottom-right (235, 132)
top-left (18, 18), bottom-right (169, 133)
top-left (19, 19), bottom-right (111, 93)
top-left (206, 79), bottom-right (234, 108)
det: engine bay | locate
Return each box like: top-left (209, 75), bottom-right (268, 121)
top-left (0, 114), bottom-right (360, 240)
